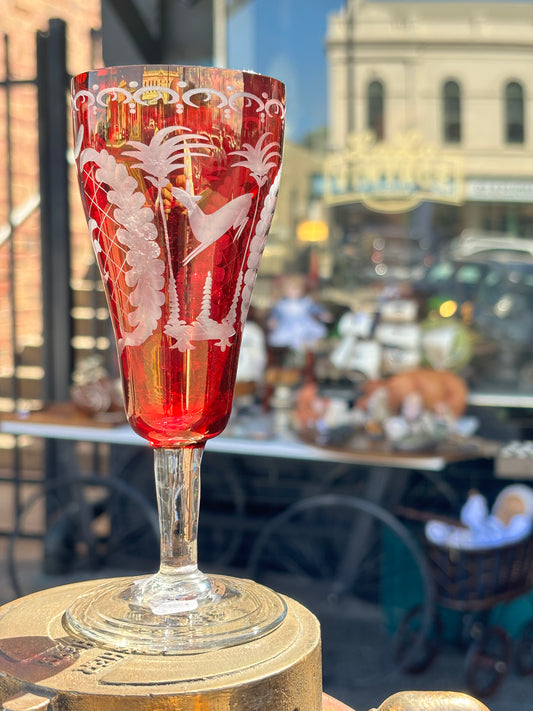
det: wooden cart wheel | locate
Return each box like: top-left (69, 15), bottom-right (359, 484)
top-left (394, 604), bottom-right (440, 673)
top-left (465, 625), bottom-right (511, 698)
top-left (515, 619), bottom-right (533, 676)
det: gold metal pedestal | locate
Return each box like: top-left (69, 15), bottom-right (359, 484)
top-left (0, 580), bottom-right (322, 711)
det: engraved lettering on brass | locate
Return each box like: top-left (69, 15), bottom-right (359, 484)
top-left (75, 650), bottom-right (126, 676)
top-left (58, 635), bottom-right (94, 651)
top-left (36, 644), bottom-right (78, 666)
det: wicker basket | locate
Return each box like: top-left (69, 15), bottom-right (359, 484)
top-left (425, 533), bottom-right (533, 612)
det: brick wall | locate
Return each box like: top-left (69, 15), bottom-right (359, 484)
top-left (0, 1), bottom-right (101, 393)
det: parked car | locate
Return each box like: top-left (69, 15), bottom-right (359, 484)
top-left (448, 229), bottom-right (533, 261)
top-left (414, 258), bottom-right (489, 319)
top-left (474, 260), bottom-right (533, 346)
top-left (470, 259), bottom-right (533, 389)
top-left (415, 253), bottom-right (533, 389)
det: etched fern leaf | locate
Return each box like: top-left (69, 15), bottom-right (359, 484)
top-left (79, 148), bottom-right (165, 352)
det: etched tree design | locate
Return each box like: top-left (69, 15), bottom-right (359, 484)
top-left (229, 134), bottom-right (283, 325)
top-left (123, 127), bottom-right (212, 348)
top-left (230, 133), bottom-right (281, 188)
top-left (189, 271), bottom-right (236, 351)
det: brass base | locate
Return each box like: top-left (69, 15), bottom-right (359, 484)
top-left (0, 579), bottom-right (322, 711)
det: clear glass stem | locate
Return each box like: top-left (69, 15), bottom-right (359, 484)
top-left (155, 445), bottom-right (203, 576)
top-left (129, 444), bottom-right (213, 613)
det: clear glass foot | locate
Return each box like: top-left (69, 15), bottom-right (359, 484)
top-left (63, 573), bottom-right (287, 653)
top-left (64, 447), bottom-right (287, 653)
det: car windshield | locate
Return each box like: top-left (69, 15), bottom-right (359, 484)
top-left (455, 264), bottom-right (485, 286)
top-left (425, 262), bottom-right (455, 284)
top-left (474, 264), bottom-right (533, 345)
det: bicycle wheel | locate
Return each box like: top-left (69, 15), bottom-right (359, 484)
top-left (8, 475), bottom-right (160, 598)
top-left (247, 494), bottom-right (435, 689)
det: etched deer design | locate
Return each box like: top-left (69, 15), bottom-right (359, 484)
top-left (171, 182), bottom-right (253, 265)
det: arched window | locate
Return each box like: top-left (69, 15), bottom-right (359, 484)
top-left (443, 80), bottom-right (461, 143)
top-left (505, 81), bottom-right (525, 144)
top-left (367, 80), bottom-right (384, 140)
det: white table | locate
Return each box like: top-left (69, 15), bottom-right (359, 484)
top-left (1, 405), bottom-right (496, 597)
top-left (1, 413), bottom-right (487, 473)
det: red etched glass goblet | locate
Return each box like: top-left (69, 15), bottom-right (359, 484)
top-left (66, 65), bottom-right (286, 653)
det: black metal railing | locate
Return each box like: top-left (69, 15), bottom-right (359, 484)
top-left (1, 29), bottom-right (43, 534)
top-left (0, 19), bottom-right (104, 541)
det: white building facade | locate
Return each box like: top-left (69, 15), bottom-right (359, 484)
top-left (325, 0), bottom-right (533, 281)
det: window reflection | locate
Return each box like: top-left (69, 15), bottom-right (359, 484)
top-left (367, 80), bottom-right (384, 140)
top-left (505, 81), bottom-right (525, 144)
top-left (443, 80), bottom-right (461, 144)
top-left (226, 0), bottom-right (533, 398)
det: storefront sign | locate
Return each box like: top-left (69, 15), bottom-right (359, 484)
top-left (466, 179), bottom-right (533, 203)
top-left (324, 132), bottom-right (464, 213)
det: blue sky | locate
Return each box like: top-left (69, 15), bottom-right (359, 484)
top-left (227, 0), bottom-right (345, 142)
top-left (227, 0), bottom-right (525, 142)
top-left (224, 0), bottom-right (533, 141)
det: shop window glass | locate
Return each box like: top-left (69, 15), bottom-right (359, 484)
top-left (505, 81), bottom-right (525, 144)
top-left (224, 1), bottom-right (533, 403)
top-left (367, 80), bottom-right (385, 140)
top-left (443, 80), bottom-right (461, 143)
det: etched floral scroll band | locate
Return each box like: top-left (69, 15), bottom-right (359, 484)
top-left (72, 82), bottom-right (286, 121)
